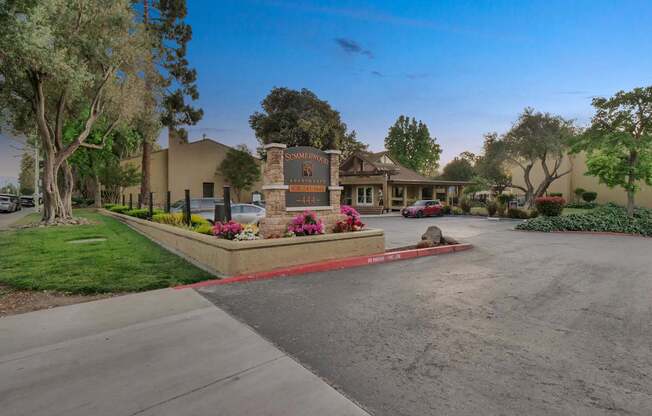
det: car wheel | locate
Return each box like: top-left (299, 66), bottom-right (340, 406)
top-left (416, 210), bottom-right (423, 218)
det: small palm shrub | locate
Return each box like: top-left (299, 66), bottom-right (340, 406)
top-left (534, 196), bottom-right (565, 216)
top-left (582, 191), bottom-right (598, 203)
top-left (486, 200), bottom-right (498, 217)
top-left (459, 198), bottom-right (472, 214)
top-left (451, 206), bottom-right (463, 215)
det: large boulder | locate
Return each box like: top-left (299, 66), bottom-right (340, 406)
top-left (421, 226), bottom-right (443, 245)
top-left (442, 235), bottom-right (459, 245)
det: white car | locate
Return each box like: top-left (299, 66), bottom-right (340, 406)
top-left (230, 204), bottom-right (266, 225)
top-left (0, 194), bottom-right (21, 213)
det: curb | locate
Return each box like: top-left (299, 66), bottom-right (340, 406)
top-left (175, 243), bottom-right (473, 289)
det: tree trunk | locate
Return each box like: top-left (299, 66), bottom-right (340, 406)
top-left (41, 153), bottom-right (66, 223)
top-left (59, 160), bottom-right (74, 217)
top-left (140, 141), bottom-right (151, 206)
top-left (94, 174), bottom-right (103, 208)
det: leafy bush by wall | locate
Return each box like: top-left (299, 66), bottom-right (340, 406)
top-left (517, 204), bottom-right (652, 236)
top-left (535, 196), bottom-right (565, 216)
top-left (582, 191), bottom-right (598, 203)
top-left (109, 205), bottom-right (130, 214)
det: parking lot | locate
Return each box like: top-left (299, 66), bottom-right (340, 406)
top-left (200, 216), bottom-right (652, 416)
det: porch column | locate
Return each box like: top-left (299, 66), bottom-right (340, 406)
top-left (382, 179), bottom-right (388, 212)
top-left (403, 185), bottom-right (407, 207)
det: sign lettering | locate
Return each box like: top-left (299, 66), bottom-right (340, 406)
top-left (284, 146), bottom-right (330, 207)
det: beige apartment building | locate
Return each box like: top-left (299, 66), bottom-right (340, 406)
top-left (509, 152), bottom-right (652, 207)
top-left (121, 136), bottom-right (263, 207)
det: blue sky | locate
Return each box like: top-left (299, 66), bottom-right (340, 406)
top-left (2, 0), bottom-right (652, 181)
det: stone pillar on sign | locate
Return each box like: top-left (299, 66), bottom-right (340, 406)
top-left (325, 150), bottom-right (343, 211)
top-left (259, 143), bottom-right (289, 238)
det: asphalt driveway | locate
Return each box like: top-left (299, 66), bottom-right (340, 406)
top-left (200, 216), bottom-right (652, 416)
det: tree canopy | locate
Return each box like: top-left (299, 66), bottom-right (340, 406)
top-left (250, 87), bottom-right (359, 153)
top-left (0, 0), bottom-right (148, 222)
top-left (384, 115), bottom-right (441, 176)
top-left (218, 145), bottom-right (261, 201)
top-left (502, 108), bottom-right (575, 206)
top-left (474, 133), bottom-right (512, 194)
top-left (440, 154), bottom-right (476, 181)
top-left (571, 86), bottom-right (652, 216)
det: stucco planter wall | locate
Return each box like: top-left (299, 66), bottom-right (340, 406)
top-left (101, 209), bottom-right (385, 276)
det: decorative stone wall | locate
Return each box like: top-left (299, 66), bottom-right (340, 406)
top-left (259, 144), bottom-right (347, 238)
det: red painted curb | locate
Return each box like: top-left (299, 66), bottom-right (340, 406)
top-left (175, 243), bottom-right (473, 289)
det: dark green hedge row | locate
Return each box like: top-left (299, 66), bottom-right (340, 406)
top-left (516, 204), bottom-right (652, 236)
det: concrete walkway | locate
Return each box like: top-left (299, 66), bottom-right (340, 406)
top-left (0, 207), bottom-right (35, 229)
top-left (0, 289), bottom-right (369, 416)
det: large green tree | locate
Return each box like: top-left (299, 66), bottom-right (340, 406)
top-left (18, 151), bottom-right (35, 195)
top-left (440, 152), bottom-right (476, 181)
top-left (502, 108), bottom-right (575, 207)
top-left (250, 87), bottom-right (358, 153)
top-left (137, 0), bottom-right (203, 206)
top-left (475, 133), bottom-right (513, 194)
top-left (384, 115), bottom-right (441, 175)
top-left (571, 87), bottom-right (652, 217)
top-left (0, 0), bottom-right (148, 223)
top-left (340, 130), bottom-right (369, 160)
top-left (218, 145), bottom-right (261, 201)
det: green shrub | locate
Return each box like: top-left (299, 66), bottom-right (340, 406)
top-left (534, 196), bottom-right (565, 216)
top-left (109, 205), bottom-right (130, 214)
top-left (507, 208), bottom-right (530, 219)
top-left (103, 203), bottom-right (117, 210)
top-left (529, 209), bottom-right (539, 219)
top-left (125, 208), bottom-right (151, 219)
top-left (194, 223), bottom-right (214, 235)
top-left (549, 192), bottom-right (563, 197)
top-left (152, 212), bottom-right (209, 227)
top-left (574, 187), bottom-right (586, 200)
top-left (441, 205), bottom-right (452, 215)
top-left (459, 198), bottom-right (472, 214)
top-left (451, 206), bottom-right (463, 215)
top-left (496, 193), bottom-right (512, 205)
top-left (565, 201), bottom-right (597, 209)
top-left (582, 191), bottom-right (598, 203)
top-left (470, 206), bottom-right (488, 216)
top-left (516, 203), bottom-right (652, 236)
top-left (486, 201), bottom-right (498, 217)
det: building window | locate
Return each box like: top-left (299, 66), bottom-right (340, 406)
top-left (422, 187), bottom-right (433, 199)
top-left (202, 182), bottom-right (214, 198)
top-left (392, 186), bottom-right (404, 198)
top-left (357, 186), bottom-right (373, 205)
top-left (343, 187), bottom-right (353, 206)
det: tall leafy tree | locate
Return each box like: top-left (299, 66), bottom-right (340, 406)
top-left (340, 130), bottom-right (369, 160)
top-left (217, 145), bottom-right (261, 201)
top-left (502, 108), bottom-right (575, 207)
top-left (384, 115), bottom-right (441, 175)
top-left (475, 133), bottom-right (512, 194)
top-left (440, 154), bottom-right (476, 181)
top-left (18, 151), bottom-right (35, 195)
top-left (250, 87), bottom-right (352, 153)
top-left (137, 0), bottom-right (203, 206)
top-left (571, 87), bottom-right (652, 217)
top-left (0, 0), bottom-right (148, 223)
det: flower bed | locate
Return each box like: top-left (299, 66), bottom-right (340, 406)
top-left (516, 204), bottom-right (652, 236)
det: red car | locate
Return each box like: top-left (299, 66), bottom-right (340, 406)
top-left (402, 200), bottom-right (444, 218)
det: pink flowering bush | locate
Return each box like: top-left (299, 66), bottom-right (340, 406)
top-left (212, 220), bottom-right (243, 240)
top-left (287, 211), bottom-right (324, 236)
top-left (334, 205), bottom-right (365, 232)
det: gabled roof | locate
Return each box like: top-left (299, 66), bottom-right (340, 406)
top-left (341, 150), bottom-right (473, 185)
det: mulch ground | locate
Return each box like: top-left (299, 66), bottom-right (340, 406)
top-left (0, 284), bottom-right (116, 317)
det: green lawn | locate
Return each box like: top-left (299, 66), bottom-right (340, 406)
top-left (0, 210), bottom-right (212, 294)
top-left (562, 207), bottom-right (593, 216)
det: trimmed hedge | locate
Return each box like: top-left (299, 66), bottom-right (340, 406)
top-left (109, 205), bottom-right (130, 214)
top-left (516, 204), bottom-right (652, 236)
top-left (152, 212), bottom-right (209, 227)
top-left (124, 208), bottom-right (163, 219)
top-left (535, 196), bottom-right (565, 216)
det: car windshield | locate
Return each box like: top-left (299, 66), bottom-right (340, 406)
top-left (413, 200), bottom-right (428, 206)
top-left (0, 197), bottom-right (9, 202)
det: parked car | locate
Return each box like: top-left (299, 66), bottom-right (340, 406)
top-left (0, 194), bottom-right (21, 213)
top-left (170, 197), bottom-right (224, 219)
top-left (20, 196), bottom-right (36, 207)
top-left (402, 200), bottom-right (443, 218)
top-left (230, 203), bottom-right (266, 225)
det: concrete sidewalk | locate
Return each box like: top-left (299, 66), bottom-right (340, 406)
top-left (0, 289), bottom-right (369, 416)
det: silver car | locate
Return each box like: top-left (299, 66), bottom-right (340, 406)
top-left (0, 194), bottom-right (21, 213)
top-left (230, 203), bottom-right (266, 225)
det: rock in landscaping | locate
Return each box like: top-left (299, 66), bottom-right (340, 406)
top-left (442, 235), bottom-right (459, 245)
top-left (421, 226), bottom-right (443, 244)
top-left (416, 239), bottom-right (435, 249)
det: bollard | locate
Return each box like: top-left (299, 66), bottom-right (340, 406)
top-left (184, 189), bottom-right (191, 226)
top-left (137, 194), bottom-right (142, 209)
top-left (122, 194), bottom-right (125, 206)
top-left (129, 193), bottom-right (133, 210)
top-left (166, 191), bottom-right (171, 213)
top-left (223, 186), bottom-right (232, 222)
top-left (148, 192), bottom-right (153, 219)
